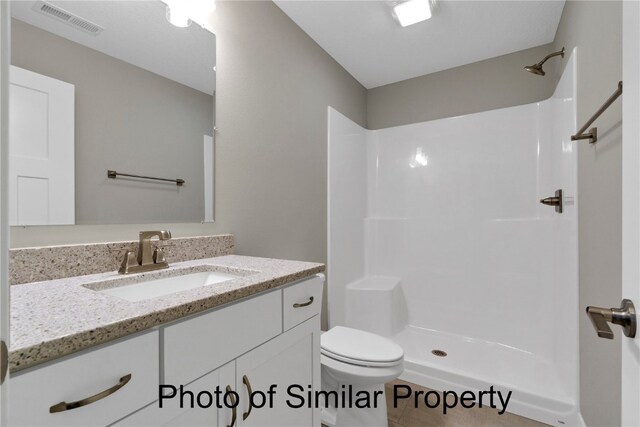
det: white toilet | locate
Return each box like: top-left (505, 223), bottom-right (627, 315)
top-left (320, 326), bottom-right (404, 427)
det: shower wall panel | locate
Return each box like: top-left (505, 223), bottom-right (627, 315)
top-left (327, 50), bottom-right (578, 424)
top-left (327, 108), bottom-right (368, 327)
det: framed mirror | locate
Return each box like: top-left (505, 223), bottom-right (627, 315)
top-left (9, 0), bottom-right (216, 226)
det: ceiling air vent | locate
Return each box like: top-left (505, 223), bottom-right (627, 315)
top-left (32, 1), bottom-right (104, 36)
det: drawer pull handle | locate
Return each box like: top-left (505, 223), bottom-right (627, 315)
top-left (242, 375), bottom-right (253, 420)
top-left (293, 296), bottom-right (314, 308)
top-left (49, 373), bottom-right (132, 413)
top-left (226, 385), bottom-right (237, 427)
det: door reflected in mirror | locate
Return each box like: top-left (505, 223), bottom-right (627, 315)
top-left (9, 0), bottom-right (216, 225)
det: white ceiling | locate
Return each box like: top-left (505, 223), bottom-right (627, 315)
top-left (11, 0), bottom-right (216, 94)
top-left (274, 0), bottom-right (565, 89)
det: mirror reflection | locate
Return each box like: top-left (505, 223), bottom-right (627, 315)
top-left (9, 0), bottom-right (216, 225)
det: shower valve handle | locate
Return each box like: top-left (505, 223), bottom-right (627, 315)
top-left (586, 299), bottom-right (636, 339)
top-left (539, 189), bottom-right (563, 213)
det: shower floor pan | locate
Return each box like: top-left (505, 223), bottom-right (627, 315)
top-left (392, 325), bottom-right (583, 427)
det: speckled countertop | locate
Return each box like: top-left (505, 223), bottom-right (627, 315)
top-left (10, 255), bottom-right (325, 373)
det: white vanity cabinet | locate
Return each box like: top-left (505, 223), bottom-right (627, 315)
top-left (9, 274), bottom-right (324, 427)
top-left (113, 361), bottom-right (236, 427)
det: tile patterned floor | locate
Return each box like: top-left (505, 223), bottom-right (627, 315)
top-left (385, 379), bottom-right (550, 427)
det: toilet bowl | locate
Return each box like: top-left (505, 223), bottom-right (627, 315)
top-left (320, 326), bottom-right (404, 427)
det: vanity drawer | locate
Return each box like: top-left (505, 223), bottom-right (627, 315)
top-left (283, 274), bottom-right (324, 331)
top-left (9, 330), bottom-right (159, 427)
top-left (163, 289), bottom-right (282, 385)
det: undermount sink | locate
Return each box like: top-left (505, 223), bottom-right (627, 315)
top-left (93, 271), bottom-right (242, 302)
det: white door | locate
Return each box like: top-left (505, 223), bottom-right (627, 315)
top-left (622, 2), bottom-right (640, 425)
top-left (9, 65), bottom-right (74, 225)
top-left (237, 317), bottom-right (321, 427)
top-left (0, 3), bottom-right (10, 425)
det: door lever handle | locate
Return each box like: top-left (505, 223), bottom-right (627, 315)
top-left (586, 299), bottom-right (636, 339)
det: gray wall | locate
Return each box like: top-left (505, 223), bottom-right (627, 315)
top-left (11, 19), bottom-right (213, 224)
top-left (10, 1), bottom-right (366, 251)
top-left (205, 0), bottom-right (367, 263)
top-left (211, 1), bottom-right (368, 330)
top-left (367, 44), bottom-right (557, 129)
top-left (547, 2), bottom-right (622, 426)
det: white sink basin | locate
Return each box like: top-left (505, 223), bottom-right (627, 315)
top-left (96, 271), bottom-right (240, 302)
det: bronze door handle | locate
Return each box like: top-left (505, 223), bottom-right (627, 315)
top-left (0, 340), bottom-right (7, 386)
top-left (586, 299), bottom-right (636, 339)
top-left (242, 375), bottom-right (253, 420)
top-left (293, 296), bottom-right (314, 308)
top-left (226, 385), bottom-right (237, 427)
top-left (49, 373), bottom-right (132, 413)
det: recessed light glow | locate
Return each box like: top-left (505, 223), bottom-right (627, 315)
top-left (394, 0), bottom-right (433, 27)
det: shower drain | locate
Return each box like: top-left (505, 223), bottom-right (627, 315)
top-left (431, 349), bottom-right (447, 357)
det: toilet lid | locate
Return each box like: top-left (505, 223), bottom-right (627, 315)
top-left (321, 326), bottom-right (404, 367)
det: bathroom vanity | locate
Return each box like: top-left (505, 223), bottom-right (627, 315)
top-left (8, 253), bottom-right (324, 427)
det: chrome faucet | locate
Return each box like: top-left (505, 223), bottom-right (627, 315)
top-left (119, 230), bottom-right (172, 274)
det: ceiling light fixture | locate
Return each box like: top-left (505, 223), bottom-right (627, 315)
top-left (163, 0), bottom-right (216, 28)
top-left (393, 0), bottom-right (433, 27)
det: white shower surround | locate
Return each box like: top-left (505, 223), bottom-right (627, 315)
top-left (328, 51), bottom-right (580, 425)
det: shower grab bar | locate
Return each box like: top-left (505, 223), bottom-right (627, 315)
top-left (107, 170), bottom-right (184, 186)
top-left (571, 81), bottom-right (622, 144)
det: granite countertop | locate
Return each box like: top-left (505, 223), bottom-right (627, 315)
top-left (10, 255), bottom-right (325, 373)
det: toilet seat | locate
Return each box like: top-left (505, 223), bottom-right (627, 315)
top-left (321, 326), bottom-right (404, 368)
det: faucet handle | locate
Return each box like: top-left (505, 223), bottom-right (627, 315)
top-left (118, 250), bottom-right (138, 274)
top-left (153, 247), bottom-right (166, 264)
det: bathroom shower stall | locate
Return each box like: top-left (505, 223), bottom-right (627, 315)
top-left (328, 51), bottom-right (579, 426)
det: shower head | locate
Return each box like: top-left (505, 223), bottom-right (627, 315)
top-left (524, 63), bottom-right (545, 76)
top-left (524, 47), bottom-right (565, 76)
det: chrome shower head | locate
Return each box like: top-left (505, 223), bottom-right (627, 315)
top-left (524, 47), bottom-right (565, 77)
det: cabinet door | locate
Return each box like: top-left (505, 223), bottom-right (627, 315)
top-left (112, 362), bottom-right (236, 427)
top-left (236, 317), bottom-right (320, 427)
